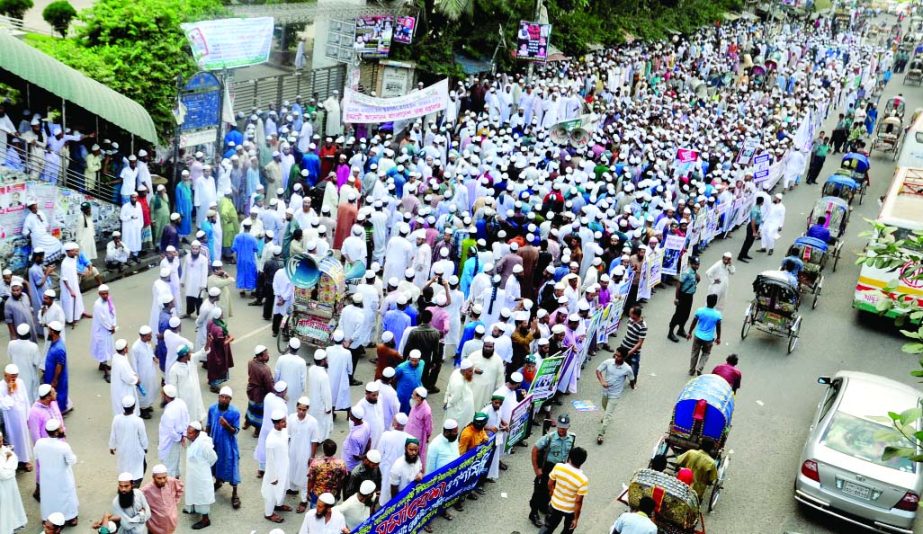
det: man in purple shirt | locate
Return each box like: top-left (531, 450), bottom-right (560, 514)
top-left (343, 405), bottom-right (371, 471)
top-left (711, 354), bottom-right (742, 393)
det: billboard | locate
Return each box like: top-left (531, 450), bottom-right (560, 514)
top-left (394, 16), bottom-right (416, 44)
top-left (181, 17), bottom-right (274, 70)
top-left (354, 15), bottom-right (393, 57)
top-left (516, 21), bottom-right (551, 61)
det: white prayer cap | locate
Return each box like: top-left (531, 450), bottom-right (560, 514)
top-left (297, 396), bottom-right (310, 406)
top-left (121, 395), bottom-right (135, 408)
top-left (9, 278), bottom-right (21, 288)
top-left (254, 344), bottom-right (268, 355)
top-left (165, 245), bottom-right (177, 253)
top-left (162, 384), bottom-right (177, 397)
top-left (16, 323), bottom-right (29, 336)
top-left (45, 418), bottom-right (61, 432)
top-left (211, 260), bottom-right (223, 267)
top-left (514, 311), bottom-right (529, 322)
top-left (289, 338), bottom-right (301, 350)
top-left (360, 480), bottom-right (377, 495)
top-left (139, 325), bottom-right (152, 335)
top-left (365, 382), bottom-right (380, 393)
top-left (118, 472), bottom-right (134, 482)
top-left (168, 317), bottom-right (181, 328)
top-left (351, 405), bottom-right (365, 419)
top-left (152, 464), bottom-right (169, 474)
top-left (365, 449), bottom-right (382, 464)
top-left (394, 412), bottom-right (409, 425)
top-left (115, 339), bottom-right (128, 351)
top-left (577, 301), bottom-right (590, 311)
top-left (159, 293), bottom-right (174, 304)
top-left (409, 350), bottom-right (422, 360)
top-left (443, 419), bottom-right (458, 430)
top-left (404, 268), bottom-right (415, 278)
top-left (47, 513), bottom-right (66, 526)
top-left (723, 251), bottom-right (733, 259)
top-left (568, 313), bottom-right (580, 322)
top-left (208, 287), bottom-right (222, 297)
top-left (44, 289), bottom-right (56, 298)
top-left (98, 284), bottom-right (110, 293)
top-left (414, 386), bottom-right (428, 398)
top-left (38, 384), bottom-right (52, 397)
top-left (537, 338), bottom-right (550, 346)
top-left (319, 493), bottom-right (336, 505)
top-left (536, 309), bottom-right (548, 319)
top-left (189, 421), bottom-right (203, 431)
top-left (552, 324), bottom-right (566, 334)
top-left (1, 269), bottom-right (10, 276)
top-left (474, 324), bottom-right (486, 334)
top-left (332, 329), bottom-right (345, 342)
top-left (112, 231), bottom-right (122, 237)
top-left (381, 331), bottom-right (394, 343)
top-left (383, 367), bottom-right (395, 378)
top-left (170, 212), bottom-right (181, 221)
top-left (271, 409), bottom-right (287, 421)
top-left (434, 294), bottom-right (447, 306)
top-left (273, 380), bottom-right (287, 393)
top-left (314, 349), bottom-right (327, 361)
top-left (510, 372), bottom-right (523, 383)
top-left (4, 363), bottom-right (18, 374)
top-left (160, 266), bottom-right (171, 277)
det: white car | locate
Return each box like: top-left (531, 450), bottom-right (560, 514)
top-left (795, 371), bottom-right (923, 533)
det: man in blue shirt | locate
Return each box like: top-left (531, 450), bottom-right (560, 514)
top-left (806, 216), bottom-right (832, 243)
top-left (686, 293), bottom-right (722, 376)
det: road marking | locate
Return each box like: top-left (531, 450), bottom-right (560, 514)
top-left (231, 323), bottom-right (272, 346)
top-left (756, 400), bottom-right (765, 406)
top-left (501, 492), bottom-right (508, 498)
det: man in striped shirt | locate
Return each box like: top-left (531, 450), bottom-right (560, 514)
top-left (618, 306), bottom-right (647, 389)
top-left (538, 447), bottom-right (588, 534)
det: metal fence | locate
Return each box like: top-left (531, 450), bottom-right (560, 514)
top-left (229, 65), bottom-right (347, 115)
top-left (3, 143), bottom-right (121, 206)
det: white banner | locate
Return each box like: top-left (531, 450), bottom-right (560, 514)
top-left (342, 79), bottom-right (448, 124)
top-left (181, 17), bottom-right (274, 71)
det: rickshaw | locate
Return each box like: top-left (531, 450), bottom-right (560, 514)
top-left (806, 196), bottom-right (849, 271)
top-left (903, 58), bottom-right (923, 85)
top-left (276, 251), bottom-right (365, 352)
top-left (821, 174), bottom-right (859, 205)
top-left (741, 270), bottom-right (802, 354)
top-left (871, 115), bottom-right (905, 159)
top-left (618, 468), bottom-right (706, 534)
top-left (786, 237), bottom-right (828, 310)
top-left (840, 152), bottom-right (870, 205)
top-left (882, 95), bottom-right (906, 122)
top-left (750, 64), bottom-right (767, 88)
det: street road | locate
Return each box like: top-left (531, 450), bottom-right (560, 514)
top-left (8, 38), bottom-right (923, 534)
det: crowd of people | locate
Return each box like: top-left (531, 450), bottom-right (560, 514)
top-left (0, 4), bottom-right (896, 534)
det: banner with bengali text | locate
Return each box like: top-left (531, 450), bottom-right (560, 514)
top-left (343, 79), bottom-right (449, 124)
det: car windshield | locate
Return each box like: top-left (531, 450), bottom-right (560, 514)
top-left (821, 412), bottom-right (916, 474)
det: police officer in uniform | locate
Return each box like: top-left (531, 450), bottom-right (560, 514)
top-left (528, 413), bottom-right (576, 527)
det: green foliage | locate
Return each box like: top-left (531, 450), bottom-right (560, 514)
top-left (42, 1), bottom-right (77, 37)
top-left (26, 0), bottom-right (225, 141)
top-left (0, 0), bottom-right (33, 20)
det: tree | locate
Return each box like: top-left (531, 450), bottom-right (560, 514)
top-left (0, 0), bottom-right (34, 20)
top-left (854, 221), bottom-right (923, 462)
top-left (42, 0), bottom-right (77, 37)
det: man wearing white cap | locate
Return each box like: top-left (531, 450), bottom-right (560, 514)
top-left (288, 396), bottom-right (320, 512)
top-left (38, 290), bottom-right (66, 355)
top-left (262, 408), bottom-right (291, 523)
top-left (466, 337), bottom-right (505, 411)
top-left (357, 382), bottom-right (385, 448)
top-left (120, 191), bottom-right (144, 258)
top-left (110, 471), bottom-right (152, 533)
top-left (108, 336), bottom-right (138, 414)
top-left (759, 193), bottom-right (787, 256)
top-left (206, 386), bottom-right (241, 509)
top-left (276, 338), bottom-right (307, 413)
top-left (150, 268), bottom-right (174, 336)
top-left (256, 380), bottom-right (288, 475)
top-left (194, 287), bottom-right (221, 352)
top-left (335, 478), bottom-right (376, 529)
top-left (43, 512), bottom-right (67, 533)
top-left (8, 323), bottom-right (40, 401)
top-left (0, 427), bottom-right (27, 533)
top-left (405, 387), bottom-right (433, 465)
top-left (444, 359), bottom-right (476, 429)
top-left (33, 418), bottom-right (78, 524)
top-left (326, 330), bottom-right (356, 410)
top-left (158, 384), bottom-right (189, 477)
top-left (308, 350), bottom-right (334, 440)
top-left (299, 492), bottom-right (346, 533)
top-left (105, 231), bottom-right (130, 270)
top-left (705, 253), bottom-right (735, 311)
top-left (162, 315), bottom-right (191, 376)
top-left (0, 363), bottom-right (32, 468)
top-left (141, 464), bottom-right (184, 534)
top-left (182, 240), bottom-right (210, 318)
top-left (22, 199), bottom-right (63, 262)
top-left (375, 366), bottom-right (400, 430)
top-left (167, 344), bottom-right (206, 423)
top-left (377, 413), bottom-right (410, 505)
top-left (160, 246), bottom-right (182, 310)
top-left (208, 260), bottom-right (235, 318)
top-left (91, 285), bottom-right (118, 383)
top-left (59, 243), bottom-right (85, 325)
top-left (382, 225), bottom-right (414, 287)
top-left (109, 395), bottom-right (147, 486)
top-left (270, 260), bottom-right (293, 336)
top-left (131, 326), bottom-right (158, 417)
top-left (184, 420), bottom-right (217, 529)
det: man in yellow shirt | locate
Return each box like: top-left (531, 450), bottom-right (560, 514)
top-left (675, 438), bottom-right (718, 500)
top-left (540, 447), bottom-right (588, 534)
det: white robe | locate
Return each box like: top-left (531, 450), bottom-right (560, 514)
top-left (160, 257), bottom-right (182, 311)
top-left (261, 428), bottom-right (290, 515)
top-left (0, 445), bottom-right (27, 534)
top-left (705, 260), bottom-right (736, 311)
top-left (166, 359), bottom-right (206, 423)
top-left (307, 366), bottom-right (333, 440)
top-left (163, 331), bottom-right (192, 379)
top-left (325, 345), bottom-right (353, 411)
top-left (377, 382), bottom-right (400, 430)
top-left (466, 351), bottom-right (505, 413)
top-left (131, 339), bottom-right (158, 409)
top-left (110, 352), bottom-right (139, 416)
top-left (182, 254), bottom-right (209, 304)
top-left (272, 269), bottom-right (294, 316)
top-left (382, 236), bottom-right (413, 285)
top-left (108, 413), bottom-right (148, 480)
top-left (0, 379), bottom-right (31, 463)
top-left (34, 437), bottom-right (78, 520)
top-left (323, 96), bottom-right (342, 136)
top-left (377, 429), bottom-right (410, 505)
top-left (7, 339), bottom-right (41, 401)
top-left (149, 279), bottom-right (173, 336)
top-left (287, 413), bottom-right (319, 497)
top-left (412, 243), bottom-right (432, 286)
top-left (194, 300), bottom-right (217, 352)
top-left (357, 397), bottom-right (384, 449)
top-left (120, 202), bottom-right (144, 253)
top-left (158, 398), bottom-right (189, 477)
top-left (184, 435), bottom-right (218, 507)
top-left (90, 297), bottom-right (117, 364)
top-left (761, 202), bottom-right (787, 251)
top-left (59, 257), bottom-right (84, 323)
top-left (275, 354), bottom-right (307, 413)
top-left (254, 393), bottom-right (287, 466)
top-left (22, 211), bottom-right (62, 259)
top-left (443, 369), bottom-right (475, 429)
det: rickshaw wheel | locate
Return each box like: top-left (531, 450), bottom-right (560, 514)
top-left (276, 316), bottom-right (290, 353)
top-left (708, 455), bottom-right (730, 513)
top-left (741, 304), bottom-right (752, 339)
top-left (649, 436), bottom-right (669, 466)
top-left (788, 333), bottom-right (799, 354)
top-left (833, 247), bottom-right (841, 272)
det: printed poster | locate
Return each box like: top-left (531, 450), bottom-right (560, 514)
top-left (528, 354), bottom-right (566, 401)
top-left (505, 395), bottom-right (533, 453)
top-left (354, 15), bottom-right (394, 57)
top-left (661, 234), bottom-right (686, 276)
top-left (181, 17), bottom-right (274, 70)
top-left (516, 21), bottom-right (552, 60)
top-left (393, 16), bottom-right (416, 44)
top-left (648, 247), bottom-right (664, 288)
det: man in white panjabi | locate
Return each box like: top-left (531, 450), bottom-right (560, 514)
top-left (261, 409), bottom-right (291, 523)
top-left (131, 326), bottom-right (158, 418)
top-left (255, 379), bottom-right (288, 474)
top-left (0, 428), bottom-right (28, 534)
top-left (376, 413), bottom-right (410, 505)
top-left (322, 91), bottom-right (342, 137)
top-left (288, 396), bottom-right (320, 513)
top-left (109, 338), bottom-right (139, 417)
top-left (183, 421), bottom-right (218, 529)
top-left (760, 193), bottom-right (787, 255)
top-left (166, 344), bottom-right (206, 423)
top-left (38, 289), bottom-right (66, 356)
top-left (275, 338), bottom-right (307, 413)
top-left (22, 199), bottom-right (62, 261)
top-left (120, 192), bottom-right (144, 258)
top-left (33, 418), bottom-right (78, 523)
top-left (195, 287), bottom-right (220, 352)
top-left (7, 323), bottom-right (41, 401)
top-left (705, 253), bottom-right (736, 311)
top-left (307, 350), bottom-right (333, 440)
top-left (465, 338), bottom-right (506, 412)
top-left (182, 240), bottom-right (210, 319)
top-left (0, 364), bottom-right (32, 469)
top-left (109, 394), bottom-right (148, 486)
top-left (91, 284), bottom-right (118, 382)
top-left (150, 268), bottom-right (174, 335)
top-left (443, 359), bottom-right (476, 429)
top-left (325, 330), bottom-right (354, 412)
top-left (298, 492), bottom-right (347, 534)
top-left (59, 242), bottom-right (85, 325)
top-left (158, 384), bottom-right (189, 477)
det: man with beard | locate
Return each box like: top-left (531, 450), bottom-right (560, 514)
top-left (33, 418), bottom-right (78, 526)
top-left (334, 479), bottom-right (377, 530)
top-left (5, 279), bottom-right (35, 342)
top-left (206, 386), bottom-right (241, 510)
top-left (443, 359), bottom-right (475, 429)
top-left (120, 192), bottom-right (144, 261)
top-left (108, 395), bottom-right (148, 488)
top-left (157, 385), bottom-right (189, 478)
top-left (182, 240), bottom-right (209, 318)
top-left (466, 337), bottom-right (505, 413)
top-left (307, 350), bottom-right (334, 440)
top-left (298, 492), bottom-right (347, 534)
top-left (245, 345), bottom-right (275, 436)
top-left (108, 472), bottom-right (152, 533)
top-left (141, 464), bottom-right (183, 534)
top-left (355, 382), bottom-right (384, 448)
top-left (389, 438), bottom-right (423, 499)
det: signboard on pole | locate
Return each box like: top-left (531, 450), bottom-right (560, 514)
top-left (181, 17), bottom-right (274, 71)
top-left (354, 15), bottom-right (394, 57)
top-left (515, 21), bottom-right (551, 60)
top-left (179, 72), bottom-right (222, 132)
top-left (343, 79), bottom-right (448, 123)
top-left (505, 395), bottom-right (533, 453)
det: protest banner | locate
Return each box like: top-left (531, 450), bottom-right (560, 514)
top-left (505, 395), bottom-right (534, 453)
top-left (662, 234), bottom-right (686, 276)
top-left (751, 152), bottom-right (772, 183)
top-left (607, 270), bottom-right (634, 335)
top-left (736, 136), bottom-right (761, 165)
top-left (352, 435), bottom-right (496, 534)
top-left (597, 304), bottom-right (613, 344)
top-left (181, 18), bottom-right (274, 70)
top-left (556, 346), bottom-right (579, 394)
top-left (704, 207), bottom-right (719, 241)
top-left (343, 79), bottom-right (449, 124)
top-left (528, 354), bottom-right (566, 401)
top-left (675, 148), bottom-right (700, 163)
top-left (354, 15), bottom-right (394, 57)
top-left (648, 247), bottom-right (664, 288)
top-left (515, 21), bottom-right (552, 60)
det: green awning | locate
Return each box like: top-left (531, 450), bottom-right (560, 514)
top-left (0, 31), bottom-right (158, 142)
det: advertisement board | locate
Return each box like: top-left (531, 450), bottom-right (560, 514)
top-left (354, 15), bottom-right (393, 57)
top-left (516, 21), bottom-right (551, 60)
top-left (181, 17), bottom-right (274, 70)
